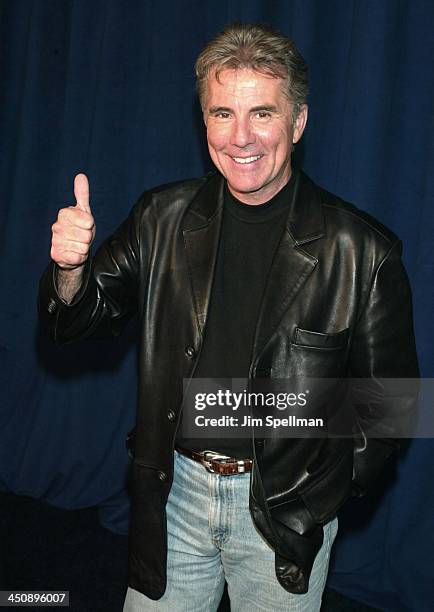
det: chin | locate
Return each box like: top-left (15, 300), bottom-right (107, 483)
top-left (228, 179), bottom-right (263, 195)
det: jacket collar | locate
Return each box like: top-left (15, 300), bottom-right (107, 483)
top-left (286, 170), bottom-right (326, 245)
top-left (182, 169), bottom-right (326, 244)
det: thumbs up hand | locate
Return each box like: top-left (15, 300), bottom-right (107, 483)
top-left (51, 174), bottom-right (96, 270)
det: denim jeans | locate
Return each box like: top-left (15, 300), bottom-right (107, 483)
top-left (123, 451), bottom-right (338, 612)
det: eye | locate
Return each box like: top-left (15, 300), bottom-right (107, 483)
top-left (213, 111), bottom-right (231, 120)
top-left (255, 111), bottom-right (271, 119)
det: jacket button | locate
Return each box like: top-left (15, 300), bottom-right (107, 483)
top-left (47, 298), bottom-right (57, 314)
top-left (158, 471), bottom-right (167, 482)
top-left (185, 346), bottom-right (196, 359)
top-left (167, 409), bottom-right (176, 422)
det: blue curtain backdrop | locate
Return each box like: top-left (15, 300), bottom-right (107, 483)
top-left (1, 1), bottom-right (433, 610)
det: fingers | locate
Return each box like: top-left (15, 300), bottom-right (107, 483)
top-left (50, 244), bottom-right (89, 269)
top-left (51, 209), bottom-right (94, 247)
top-left (51, 234), bottom-right (93, 256)
top-left (57, 206), bottom-right (94, 231)
top-left (74, 173), bottom-right (91, 213)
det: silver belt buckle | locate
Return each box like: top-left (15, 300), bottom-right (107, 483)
top-left (202, 450), bottom-right (229, 473)
top-left (202, 451), bottom-right (245, 474)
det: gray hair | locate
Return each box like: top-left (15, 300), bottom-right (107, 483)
top-left (195, 22), bottom-right (309, 121)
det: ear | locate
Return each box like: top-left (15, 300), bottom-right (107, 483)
top-left (292, 104), bottom-right (308, 144)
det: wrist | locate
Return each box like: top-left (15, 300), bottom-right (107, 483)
top-left (55, 263), bottom-right (86, 303)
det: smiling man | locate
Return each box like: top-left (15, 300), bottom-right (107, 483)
top-left (205, 67), bottom-right (307, 203)
top-left (39, 23), bottom-right (418, 612)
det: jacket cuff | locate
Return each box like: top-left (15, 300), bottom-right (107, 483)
top-left (38, 258), bottom-right (92, 341)
top-left (52, 259), bottom-right (92, 306)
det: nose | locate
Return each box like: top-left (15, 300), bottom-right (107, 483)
top-left (230, 117), bottom-right (256, 148)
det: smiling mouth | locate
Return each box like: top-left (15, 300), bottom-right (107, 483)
top-left (231, 155), bottom-right (263, 165)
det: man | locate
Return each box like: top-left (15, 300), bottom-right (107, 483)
top-left (39, 23), bottom-right (418, 611)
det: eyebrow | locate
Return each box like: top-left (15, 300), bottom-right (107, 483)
top-left (208, 106), bottom-right (232, 114)
top-left (208, 105), bottom-right (279, 114)
top-left (250, 105), bottom-right (279, 113)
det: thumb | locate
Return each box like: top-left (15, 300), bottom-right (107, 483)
top-left (74, 173), bottom-right (91, 213)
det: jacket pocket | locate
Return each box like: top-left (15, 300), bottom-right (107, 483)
top-left (293, 327), bottom-right (349, 350)
top-left (289, 328), bottom-right (349, 378)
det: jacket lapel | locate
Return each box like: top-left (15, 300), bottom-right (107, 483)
top-left (252, 171), bottom-right (326, 356)
top-left (182, 174), bottom-right (224, 333)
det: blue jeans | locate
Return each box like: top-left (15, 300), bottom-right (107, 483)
top-left (123, 451), bottom-right (338, 612)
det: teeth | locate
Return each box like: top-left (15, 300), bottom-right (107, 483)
top-left (232, 155), bottom-right (261, 164)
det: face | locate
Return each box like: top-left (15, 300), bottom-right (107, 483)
top-left (204, 68), bottom-right (308, 205)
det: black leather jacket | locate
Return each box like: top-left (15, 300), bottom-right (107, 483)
top-left (38, 170), bottom-right (419, 597)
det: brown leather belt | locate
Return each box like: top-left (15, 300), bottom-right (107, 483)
top-left (176, 447), bottom-right (253, 475)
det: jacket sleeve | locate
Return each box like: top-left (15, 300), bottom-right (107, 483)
top-left (38, 192), bottom-right (150, 344)
top-left (349, 239), bottom-right (419, 495)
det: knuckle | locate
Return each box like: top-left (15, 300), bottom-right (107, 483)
top-left (52, 235), bottom-right (65, 248)
top-left (51, 248), bottom-right (62, 264)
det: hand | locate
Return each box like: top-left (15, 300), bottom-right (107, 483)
top-left (51, 174), bottom-right (96, 270)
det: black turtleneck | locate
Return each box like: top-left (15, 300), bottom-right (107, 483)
top-left (176, 172), bottom-right (295, 458)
